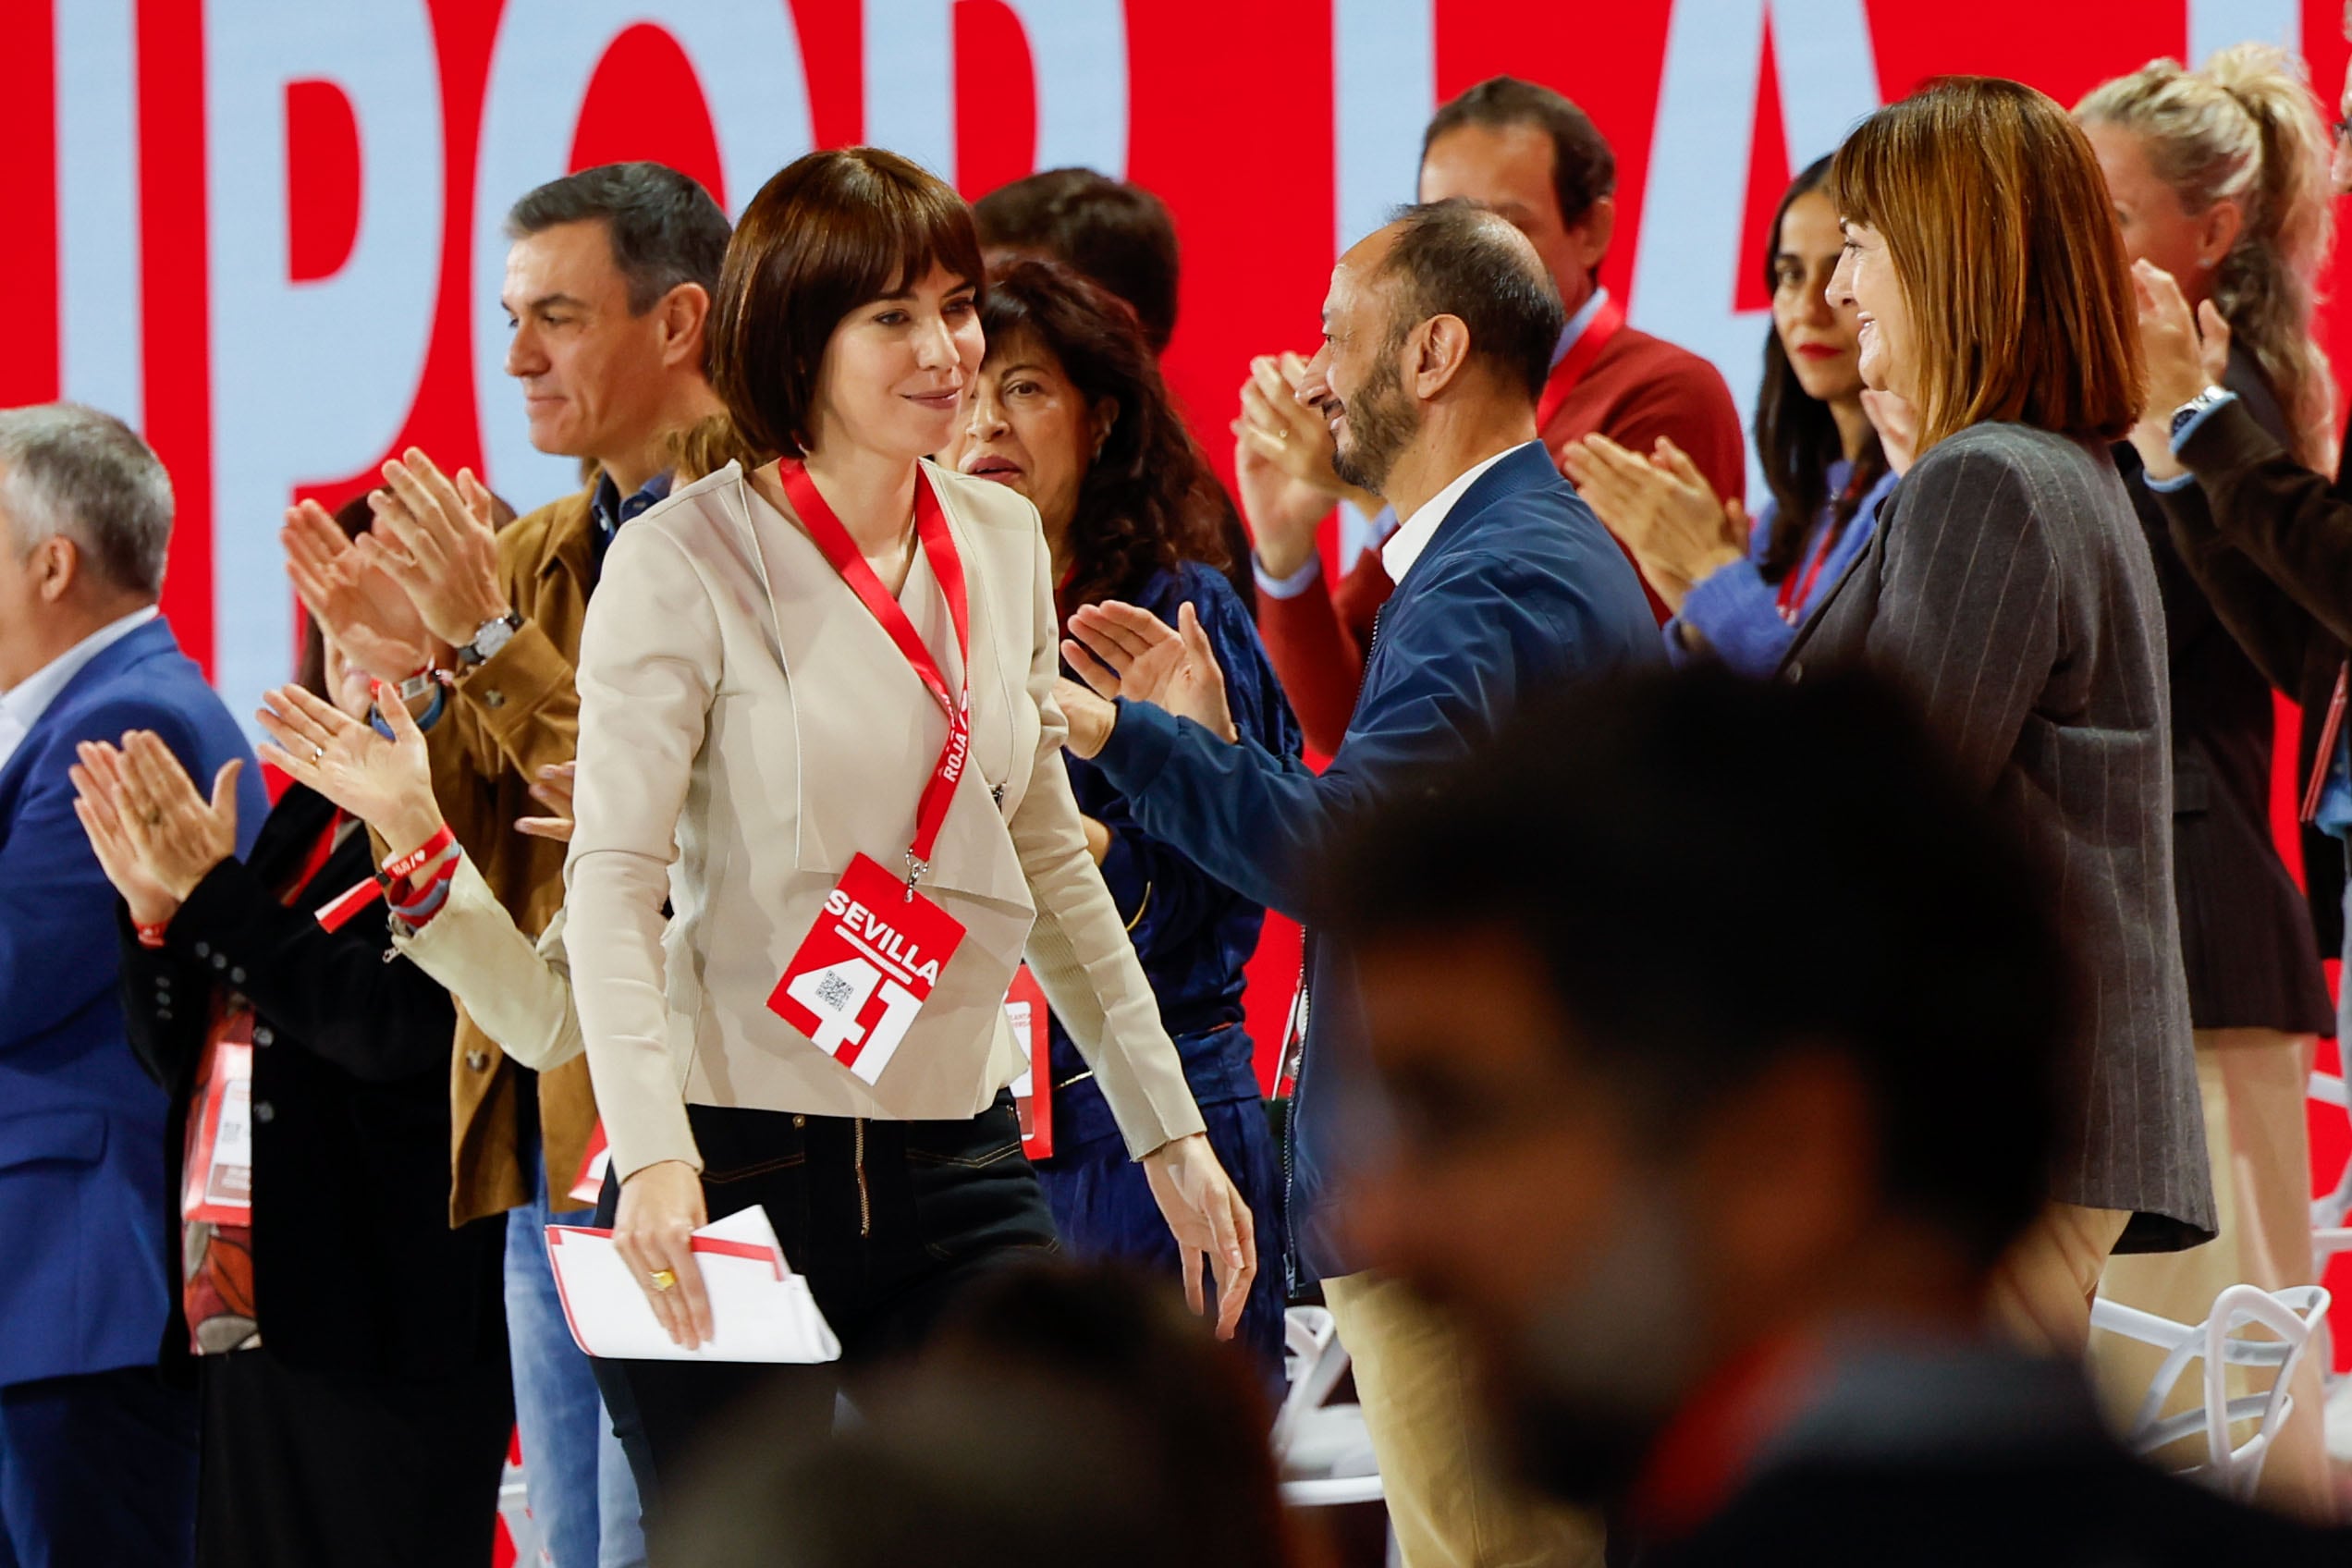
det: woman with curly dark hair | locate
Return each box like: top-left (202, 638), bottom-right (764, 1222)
top-left (947, 256), bottom-right (1297, 1386)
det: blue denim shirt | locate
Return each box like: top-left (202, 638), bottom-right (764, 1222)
top-left (588, 469), bottom-right (673, 582)
top-left (1047, 561), bottom-right (1302, 1148)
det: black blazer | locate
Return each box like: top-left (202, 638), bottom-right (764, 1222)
top-left (118, 784), bottom-right (507, 1383)
top-left (1783, 423), bottom-right (2211, 1252)
top-left (2158, 380), bottom-right (2352, 976)
top-left (2116, 351), bottom-right (2331, 1036)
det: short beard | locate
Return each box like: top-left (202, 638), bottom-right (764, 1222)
top-left (1328, 349), bottom-right (1419, 497)
top-left (1491, 1186), bottom-right (1706, 1509)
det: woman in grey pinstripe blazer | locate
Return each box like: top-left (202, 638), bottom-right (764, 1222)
top-left (1791, 77), bottom-right (2213, 1354)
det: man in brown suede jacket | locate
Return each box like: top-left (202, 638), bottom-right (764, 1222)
top-left (291, 161), bottom-right (728, 1568)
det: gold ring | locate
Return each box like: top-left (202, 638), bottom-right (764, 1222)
top-left (312, 745), bottom-right (325, 762)
top-left (648, 1268), bottom-right (678, 1292)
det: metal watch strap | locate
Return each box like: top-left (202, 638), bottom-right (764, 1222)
top-left (2169, 386), bottom-right (2231, 442)
top-left (457, 613), bottom-right (521, 668)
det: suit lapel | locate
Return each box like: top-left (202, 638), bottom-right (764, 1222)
top-left (716, 462), bottom-right (1029, 906)
top-left (1780, 489), bottom-right (1893, 670)
top-left (246, 783), bottom-right (343, 902)
top-left (0, 618), bottom-right (178, 800)
top-left (1412, 442), bottom-right (1559, 582)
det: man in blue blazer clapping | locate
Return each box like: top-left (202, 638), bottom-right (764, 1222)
top-left (0, 404), bottom-right (263, 1567)
top-left (1060, 202), bottom-right (1660, 1568)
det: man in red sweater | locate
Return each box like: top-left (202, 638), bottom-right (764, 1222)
top-left (1242, 77), bottom-right (1743, 753)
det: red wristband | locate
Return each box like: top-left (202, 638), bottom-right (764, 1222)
top-left (382, 824), bottom-right (456, 882)
top-left (135, 920), bottom-right (170, 949)
top-left (389, 850), bottom-right (460, 913)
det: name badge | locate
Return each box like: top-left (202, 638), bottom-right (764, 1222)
top-left (769, 853), bottom-right (968, 1086)
top-left (1003, 965), bottom-right (1053, 1159)
top-left (184, 1039), bottom-right (254, 1226)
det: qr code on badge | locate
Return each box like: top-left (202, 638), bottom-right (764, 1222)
top-left (815, 973), bottom-right (856, 1011)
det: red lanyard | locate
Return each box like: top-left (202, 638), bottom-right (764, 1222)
top-left (778, 459), bottom-right (973, 890)
top-left (1536, 294), bottom-right (1626, 431)
top-left (2302, 661), bottom-right (2349, 824)
top-left (285, 810), bottom-right (345, 904)
top-left (1774, 467), bottom-right (1874, 624)
top-left (1775, 524), bottom-right (1838, 625)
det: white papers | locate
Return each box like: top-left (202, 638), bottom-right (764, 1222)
top-left (545, 1205), bottom-right (841, 1364)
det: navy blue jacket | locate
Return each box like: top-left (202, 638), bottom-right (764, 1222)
top-left (1089, 444), bottom-right (1661, 1280)
top-left (0, 617), bottom-right (263, 1386)
top-left (1050, 561), bottom-right (1302, 1147)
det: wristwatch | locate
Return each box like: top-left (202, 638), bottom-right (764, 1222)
top-left (2168, 385), bottom-right (2234, 442)
top-left (456, 612), bottom-right (522, 668)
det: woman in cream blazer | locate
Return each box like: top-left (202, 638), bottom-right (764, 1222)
top-left (561, 147), bottom-right (1256, 1514)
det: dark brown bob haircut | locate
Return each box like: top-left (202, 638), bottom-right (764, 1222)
top-left (1830, 77), bottom-right (2145, 455)
top-left (712, 147), bottom-right (986, 458)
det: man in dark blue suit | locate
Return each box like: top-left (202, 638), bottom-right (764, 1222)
top-left (1058, 203), bottom-right (1660, 1568)
top-left (0, 405), bottom-right (263, 1567)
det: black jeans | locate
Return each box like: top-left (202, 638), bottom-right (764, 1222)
top-left (589, 1093), bottom-right (1058, 1547)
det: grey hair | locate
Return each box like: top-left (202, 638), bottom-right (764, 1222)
top-left (0, 403), bottom-right (174, 596)
top-left (507, 161), bottom-right (731, 315)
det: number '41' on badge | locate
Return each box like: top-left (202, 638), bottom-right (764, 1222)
top-left (769, 853), bottom-right (969, 1086)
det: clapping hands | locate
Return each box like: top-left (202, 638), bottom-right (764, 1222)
top-left (1058, 601), bottom-right (1239, 759)
top-left (365, 450), bottom-right (510, 649)
top-left (1559, 433), bottom-right (1747, 612)
top-left (2125, 261), bottom-right (2231, 483)
top-left (279, 448), bottom-right (510, 687)
top-left (70, 734), bottom-right (245, 927)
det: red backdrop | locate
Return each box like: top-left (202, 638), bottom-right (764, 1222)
top-left (4, 1), bottom-right (2348, 1408)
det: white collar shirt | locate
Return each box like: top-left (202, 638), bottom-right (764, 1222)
top-left (0, 606), bottom-right (158, 774)
top-left (1556, 286), bottom-right (1608, 366)
top-left (1378, 443), bottom-right (1535, 588)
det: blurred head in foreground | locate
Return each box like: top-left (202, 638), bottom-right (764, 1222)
top-left (664, 1261), bottom-right (1292, 1568)
top-left (1319, 666), bottom-right (2068, 1507)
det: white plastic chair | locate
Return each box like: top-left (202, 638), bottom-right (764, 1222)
top-left (2309, 1066), bottom-right (2352, 1460)
top-left (2089, 1282), bottom-right (2332, 1502)
top-left (2311, 1069), bottom-right (2352, 1267)
top-left (1274, 1305), bottom-right (1385, 1509)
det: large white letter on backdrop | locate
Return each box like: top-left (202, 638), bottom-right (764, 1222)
top-left (1329, 0), bottom-right (1433, 569)
top-left (1628, 0), bottom-right (1879, 502)
top-left (472, 0), bottom-right (815, 507)
top-left (55, 0), bottom-right (143, 426)
top-left (2191, 0), bottom-right (2297, 64)
top-left (1331, 0), bottom-right (1431, 255)
top-left (861, 0), bottom-right (1129, 186)
top-left (206, 0), bottom-right (444, 729)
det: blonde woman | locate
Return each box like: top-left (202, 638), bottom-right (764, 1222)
top-left (2083, 47), bottom-right (2336, 472)
top-left (2076, 47), bottom-right (2340, 1519)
